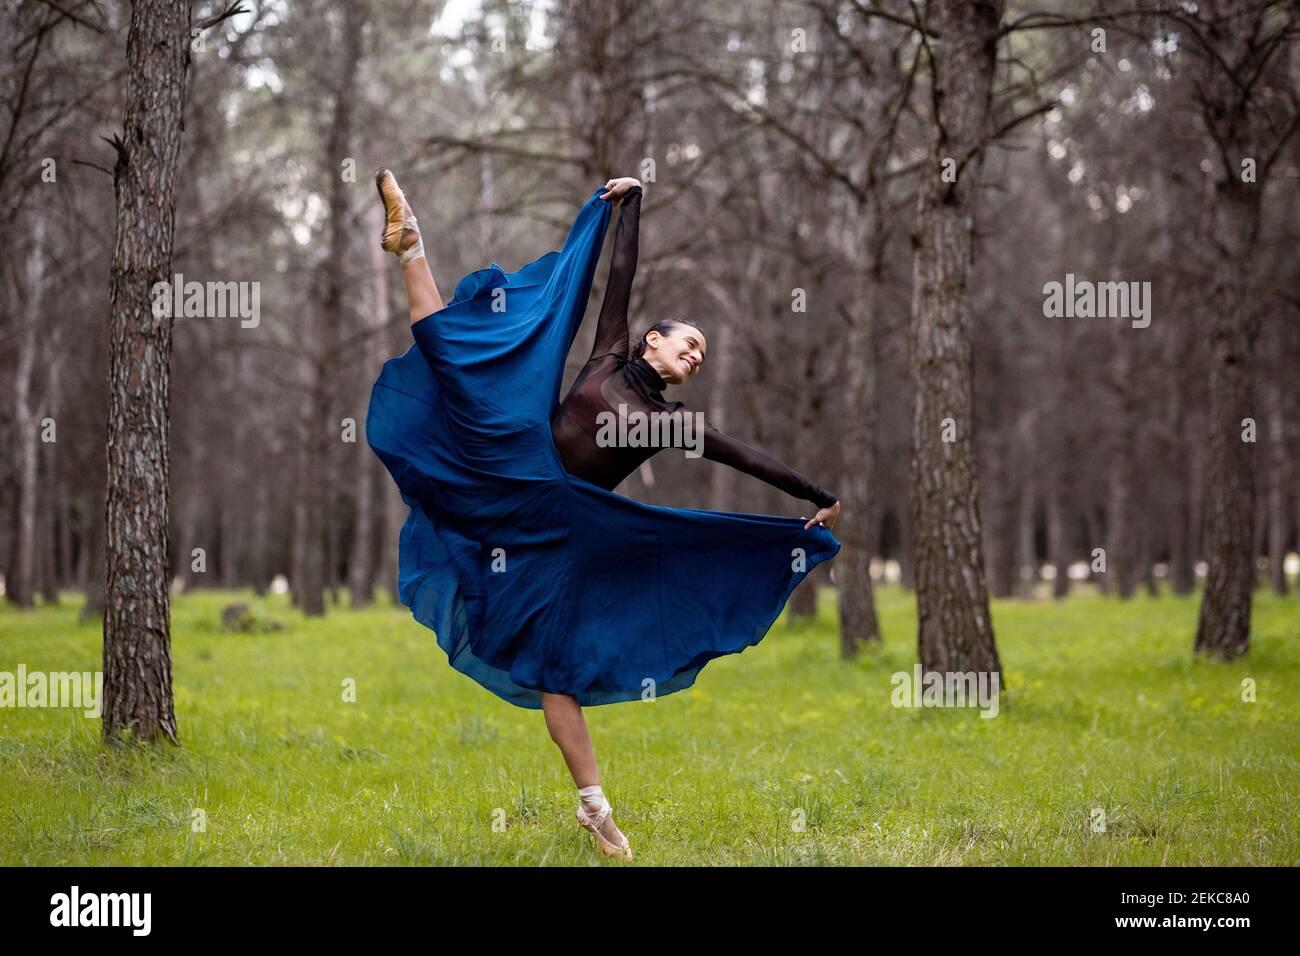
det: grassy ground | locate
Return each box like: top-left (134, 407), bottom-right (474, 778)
top-left (1, 584), bottom-right (1296, 866)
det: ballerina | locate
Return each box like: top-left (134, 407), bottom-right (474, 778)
top-left (369, 170), bottom-right (842, 860)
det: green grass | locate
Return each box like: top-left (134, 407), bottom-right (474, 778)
top-left (1, 585), bottom-right (1296, 865)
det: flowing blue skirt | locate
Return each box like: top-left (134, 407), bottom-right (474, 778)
top-left (365, 184), bottom-right (840, 709)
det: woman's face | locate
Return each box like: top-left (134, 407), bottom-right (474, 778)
top-left (645, 323), bottom-right (707, 385)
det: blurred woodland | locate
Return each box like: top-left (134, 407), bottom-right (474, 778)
top-left (1, 0), bottom-right (1297, 681)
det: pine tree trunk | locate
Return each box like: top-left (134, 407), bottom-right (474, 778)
top-left (909, 0), bottom-right (1002, 680)
top-left (46, 348), bottom-right (71, 599)
top-left (1015, 475), bottom-right (1037, 598)
top-left (1168, 369), bottom-right (1195, 595)
top-left (1048, 337), bottom-right (1071, 600)
top-left (59, 482), bottom-right (75, 586)
top-left (1190, 0), bottom-right (1285, 658)
top-left (102, 0), bottom-right (191, 745)
top-left (80, 484), bottom-right (107, 625)
top-left (180, 436), bottom-right (205, 590)
top-left (38, 456), bottom-right (59, 604)
top-left (1047, 486), bottom-right (1070, 600)
top-left (326, 472), bottom-right (340, 608)
top-left (219, 356), bottom-right (248, 589)
top-left (348, 446), bottom-right (374, 608)
top-left (838, 244), bottom-right (882, 654)
top-left (249, 471), bottom-right (270, 597)
top-left (986, 449), bottom-right (1015, 599)
top-left (786, 340), bottom-right (822, 626)
top-left (302, 0), bottom-right (365, 616)
top-left (8, 217), bottom-right (44, 608)
top-left (707, 311), bottom-right (739, 512)
top-left (291, 443), bottom-right (308, 609)
top-left (350, 203), bottom-right (393, 609)
top-left (898, 502), bottom-right (915, 589)
top-left (1266, 357), bottom-right (1287, 595)
top-left (80, 415), bottom-right (107, 623)
top-left (1194, 182), bottom-right (1261, 658)
top-left (1106, 451), bottom-right (1134, 599)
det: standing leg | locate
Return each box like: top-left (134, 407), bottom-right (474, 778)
top-left (541, 692), bottom-right (629, 852)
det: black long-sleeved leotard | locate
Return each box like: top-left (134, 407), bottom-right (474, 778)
top-left (549, 185), bottom-right (838, 509)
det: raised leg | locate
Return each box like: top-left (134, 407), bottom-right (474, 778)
top-left (541, 691), bottom-right (628, 851)
top-left (375, 167), bottom-right (445, 324)
top-left (401, 254), bottom-right (444, 325)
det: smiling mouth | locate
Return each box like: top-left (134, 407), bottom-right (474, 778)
top-left (680, 358), bottom-right (694, 373)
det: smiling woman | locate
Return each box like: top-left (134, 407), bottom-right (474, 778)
top-left (549, 183), bottom-right (841, 517)
top-left (630, 318), bottom-right (707, 377)
top-left (365, 174), bottom-right (841, 861)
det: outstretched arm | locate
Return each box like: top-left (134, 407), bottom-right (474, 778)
top-left (696, 418), bottom-right (841, 526)
top-left (588, 180), bottom-right (642, 361)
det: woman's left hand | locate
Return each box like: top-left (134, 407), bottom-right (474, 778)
top-left (600, 177), bottom-right (641, 200)
top-left (803, 500), bottom-right (841, 531)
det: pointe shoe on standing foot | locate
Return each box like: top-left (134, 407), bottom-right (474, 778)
top-left (576, 785), bottom-right (633, 860)
top-left (374, 167), bottom-right (424, 263)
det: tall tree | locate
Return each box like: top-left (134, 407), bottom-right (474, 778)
top-left (7, 216), bottom-right (44, 607)
top-left (102, 0), bottom-right (196, 744)
top-left (909, 0), bottom-right (1002, 680)
top-left (1191, 0), bottom-right (1299, 658)
top-left (298, 0), bottom-right (365, 615)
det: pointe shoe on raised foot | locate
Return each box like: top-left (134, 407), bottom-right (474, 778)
top-left (374, 167), bottom-right (424, 263)
top-left (576, 785), bottom-right (633, 861)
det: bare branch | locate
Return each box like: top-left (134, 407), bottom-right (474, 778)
top-left (196, 1), bottom-right (249, 32)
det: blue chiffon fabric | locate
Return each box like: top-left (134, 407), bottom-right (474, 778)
top-left (365, 184), bottom-right (840, 709)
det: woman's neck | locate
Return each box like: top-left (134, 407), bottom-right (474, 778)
top-left (629, 354), bottom-right (669, 391)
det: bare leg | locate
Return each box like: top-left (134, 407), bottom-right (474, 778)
top-left (401, 254), bottom-right (444, 325)
top-left (376, 167), bottom-right (443, 323)
top-left (541, 691), bottom-right (627, 849)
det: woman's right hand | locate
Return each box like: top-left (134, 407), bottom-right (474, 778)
top-left (600, 177), bottom-right (641, 201)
